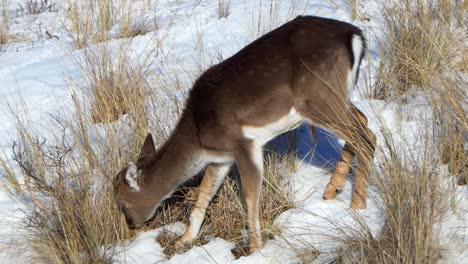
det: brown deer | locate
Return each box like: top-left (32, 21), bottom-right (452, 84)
top-left (113, 16), bottom-right (376, 254)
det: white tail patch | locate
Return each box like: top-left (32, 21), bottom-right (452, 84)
top-left (350, 34), bottom-right (364, 87)
top-left (125, 162), bottom-right (142, 192)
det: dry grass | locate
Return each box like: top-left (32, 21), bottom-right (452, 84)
top-left (74, 44), bottom-right (149, 125)
top-left (119, 0), bottom-right (157, 39)
top-left (65, 0), bottom-right (102, 49)
top-left (0, 18), bottom-right (171, 262)
top-left (218, 0), bottom-right (231, 19)
top-left (328, 0), bottom-right (358, 20)
top-left (64, 0), bottom-right (157, 49)
top-left (373, 0), bottom-right (465, 100)
top-left (153, 152), bottom-right (296, 258)
top-left (1, 109), bottom-right (134, 263)
top-left (372, 0), bottom-right (466, 181)
top-left (331, 1), bottom-right (466, 263)
top-left (0, 54), bottom-right (177, 262)
top-left (245, 0), bottom-right (310, 40)
top-left (0, 0), bottom-right (9, 46)
top-left (331, 127), bottom-right (456, 264)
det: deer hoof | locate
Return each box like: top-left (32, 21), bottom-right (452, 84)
top-left (248, 245), bottom-right (260, 255)
top-left (323, 185), bottom-right (340, 200)
top-left (174, 238), bottom-right (193, 253)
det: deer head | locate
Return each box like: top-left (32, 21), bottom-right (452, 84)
top-left (114, 133), bottom-right (160, 229)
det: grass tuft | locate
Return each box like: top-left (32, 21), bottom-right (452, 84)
top-left (0, 0), bottom-right (9, 46)
top-left (373, 0), bottom-right (465, 100)
top-left (151, 152), bottom-right (296, 258)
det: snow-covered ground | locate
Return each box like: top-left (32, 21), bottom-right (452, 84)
top-left (0, 0), bottom-right (466, 263)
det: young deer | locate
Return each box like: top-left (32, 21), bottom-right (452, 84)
top-left (113, 16), bottom-right (376, 254)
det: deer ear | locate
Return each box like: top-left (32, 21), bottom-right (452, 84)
top-left (124, 162), bottom-right (142, 192)
top-left (139, 133), bottom-right (156, 159)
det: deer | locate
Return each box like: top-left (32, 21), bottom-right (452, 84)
top-left (113, 15), bottom-right (376, 254)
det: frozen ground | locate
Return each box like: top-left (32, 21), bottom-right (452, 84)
top-left (0, 0), bottom-right (466, 263)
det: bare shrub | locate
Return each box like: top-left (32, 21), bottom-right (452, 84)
top-left (18, 0), bottom-right (56, 15)
top-left (1, 112), bottom-right (134, 263)
top-left (0, 62), bottom-right (178, 262)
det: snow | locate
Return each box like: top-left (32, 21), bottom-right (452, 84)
top-left (0, 0), bottom-right (466, 263)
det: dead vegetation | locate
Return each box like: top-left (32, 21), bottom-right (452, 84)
top-left (332, 131), bottom-right (454, 264)
top-left (0, 0), bottom-right (466, 263)
top-left (373, 0), bottom-right (466, 183)
top-left (0, 0), bottom-right (9, 46)
top-left (75, 44), bottom-right (150, 124)
top-left (373, 0), bottom-right (466, 100)
top-left (64, 0), bottom-right (157, 49)
top-left (153, 152), bottom-right (296, 258)
top-left (330, 1), bottom-right (466, 263)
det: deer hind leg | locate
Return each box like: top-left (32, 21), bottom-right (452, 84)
top-left (319, 105), bottom-right (375, 209)
top-left (323, 142), bottom-right (354, 200)
top-left (349, 106), bottom-right (376, 209)
top-left (175, 163), bottom-right (232, 250)
top-left (234, 140), bottom-right (264, 254)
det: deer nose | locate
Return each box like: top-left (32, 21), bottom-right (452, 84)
top-left (126, 219), bottom-right (143, 229)
top-left (129, 223), bottom-right (143, 229)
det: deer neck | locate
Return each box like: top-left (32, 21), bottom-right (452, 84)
top-left (145, 112), bottom-right (206, 197)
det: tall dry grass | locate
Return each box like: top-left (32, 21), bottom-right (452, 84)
top-left (64, 0), bottom-right (156, 49)
top-left (75, 44), bottom-right (149, 125)
top-left (0, 0), bottom-right (9, 46)
top-left (332, 1), bottom-right (466, 263)
top-left (1, 107), bottom-right (133, 263)
top-left (373, 0), bottom-right (466, 182)
top-left (333, 130), bottom-right (454, 264)
top-left (373, 0), bottom-right (465, 100)
top-left (155, 152), bottom-right (296, 257)
top-left (245, 0), bottom-right (310, 40)
top-left (0, 44), bottom-right (177, 262)
top-left (0, 3), bottom-right (169, 260)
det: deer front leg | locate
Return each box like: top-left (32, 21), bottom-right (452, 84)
top-left (235, 141), bottom-right (264, 254)
top-left (323, 143), bottom-right (354, 200)
top-left (175, 163), bottom-right (231, 250)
